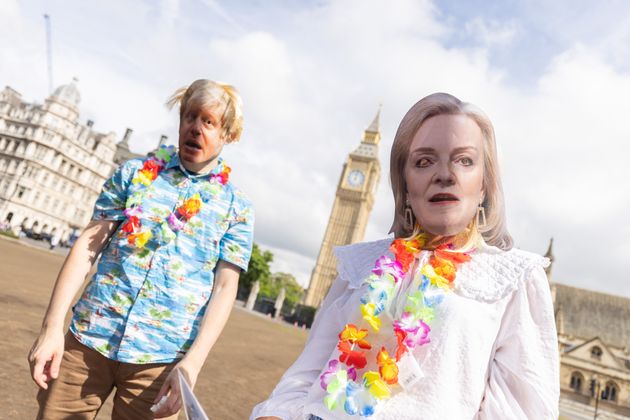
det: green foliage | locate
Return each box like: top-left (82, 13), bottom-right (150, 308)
top-left (238, 243), bottom-right (273, 297)
top-left (259, 272), bottom-right (305, 312)
top-left (0, 230), bottom-right (18, 239)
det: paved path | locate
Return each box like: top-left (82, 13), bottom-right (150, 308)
top-left (0, 236), bottom-right (308, 419)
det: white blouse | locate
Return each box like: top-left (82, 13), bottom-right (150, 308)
top-left (251, 239), bottom-right (559, 420)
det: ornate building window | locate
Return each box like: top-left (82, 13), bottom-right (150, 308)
top-left (570, 372), bottom-right (584, 393)
top-left (591, 346), bottom-right (603, 360)
top-left (602, 381), bottom-right (618, 402)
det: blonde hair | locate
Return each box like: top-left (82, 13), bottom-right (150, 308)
top-left (166, 79), bottom-right (244, 143)
top-left (389, 92), bottom-right (513, 250)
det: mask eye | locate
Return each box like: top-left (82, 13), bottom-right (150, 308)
top-left (458, 157), bottom-right (473, 166)
top-left (415, 157), bottom-right (432, 168)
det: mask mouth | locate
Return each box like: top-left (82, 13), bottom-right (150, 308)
top-left (428, 193), bottom-right (459, 203)
top-left (184, 140), bottom-right (202, 150)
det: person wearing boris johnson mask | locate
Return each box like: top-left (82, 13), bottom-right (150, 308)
top-left (29, 79), bottom-right (254, 420)
top-left (252, 93), bottom-right (558, 420)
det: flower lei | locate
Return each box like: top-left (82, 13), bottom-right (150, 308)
top-left (121, 146), bottom-right (231, 248)
top-left (320, 234), bottom-right (471, 417)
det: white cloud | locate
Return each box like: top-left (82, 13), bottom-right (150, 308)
top-left (465, 17), bottom-right (518, 47)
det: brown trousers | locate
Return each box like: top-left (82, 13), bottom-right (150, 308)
top-left (36, 333), bottom-right (178, 420)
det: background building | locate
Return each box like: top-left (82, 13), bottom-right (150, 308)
top-left (0, 80), bottom-right (141, 241)
top-left (304, 110), bottom-right (381, 307)
top-left (545, 241), bottom-right (630, 419)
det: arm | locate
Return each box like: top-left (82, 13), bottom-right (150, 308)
top-left (251, 276), bottom-right (352, 420)
top-left (153, 260), bottom-right (241, 418)
top-left (27, 219), bottom-right (120, 389)
top-left (476, 265), bottom-right (559, 419)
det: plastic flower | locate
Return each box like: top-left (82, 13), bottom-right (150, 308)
top-left (320, 360), bottom-right (356, 390)
top-left (389, 239), bottom-right (415, 272)
top-left (338, 341), bottom-right (368, 369)
top-left (167, 213), bottom-right (186, 232)
top-left (178, 193), bottom-right (202, 220)
top-left (363, 371), bottom-right (391, 400)
top-left (121, 215), bottom-right (140, 234)
top-left (123, 206), bottom-right (143, 218)
top-left (360, 303), bottom-right (381, 332)
top-left (133, 159), bottom-right (163, 186)
top-left (421, 264), bottom-right (451, 290)
top-left (372, 256), bottom-right (404, 281)
top-left (345, 380), bottom-right (377, 417)
top-left (422, 287), bottom-right (446, 307)
top-left (403, 320), bottom-right (431, 349)
top-left (159, 222), bottom-right (176, 243)
top-left (362, 275), bottom-right (394, 315)
top-left (393, 312), bottom-right (420, 334)
top-left (376, 348), bottom-right (399, 385)
top-left (403, 290), bottom-right (424, 314)
top-left (128, 230), bottom-right (152, 248)
top-left (155, 145), bottom-right (175, 162)
top-left (431, 256), bottom-right (456, 282)
top-left (394, 329), bottom-right (408, 361)
top-left (434, 245), bottom-right (471, 265)
top-left (324, 369), bottom-right (349, 410)
top-left (211, 165), bottom-right (231, 185)
top-left (339, 324), bottom-right (372, 349)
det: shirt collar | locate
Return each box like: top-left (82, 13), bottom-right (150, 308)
top-left (165, 150), bottom-right (226, 180)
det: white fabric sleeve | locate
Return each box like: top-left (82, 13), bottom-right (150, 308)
top-left (250, 276), bottom-right (351, 420)
top-left (476, 265), bottom-right (560, 420)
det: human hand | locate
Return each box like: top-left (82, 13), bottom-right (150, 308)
top-left (152, 359), bottom-right (201, 418)
top-left (28, 328), bottom-right (65, 389)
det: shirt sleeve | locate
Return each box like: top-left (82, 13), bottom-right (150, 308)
top-left (476, 265), bottom-right (560, 420)
top-left (250, 276), bottom-right (352, 420)
top-left (91, 160), bottom-right (137, 221)
top-left (218, 197), bottom-right (254, 271)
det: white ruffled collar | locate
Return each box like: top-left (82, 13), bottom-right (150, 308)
top-left (334, 238), bottom-right (549, 303)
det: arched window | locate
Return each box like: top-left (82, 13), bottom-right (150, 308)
top-left (591, 346), bottom-right (603, 360)
top-left (570, 372), bottom-right (584, 393)
top-left (602, 381), bottom-right (618, 402)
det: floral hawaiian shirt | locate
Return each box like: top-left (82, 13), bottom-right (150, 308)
top-left (69, 151), bottom-right (254, 364)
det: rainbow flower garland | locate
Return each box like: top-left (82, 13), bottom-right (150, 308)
top-left (320, 234), bottom-right (471, 417)
top-left (121, 146), bottom-right (231, 248)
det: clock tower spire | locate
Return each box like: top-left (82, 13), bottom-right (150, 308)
top-left (304, 108), bottom-right (382, 307)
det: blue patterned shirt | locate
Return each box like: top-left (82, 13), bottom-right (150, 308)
top-left (70, 151), bottom-right (254, 363)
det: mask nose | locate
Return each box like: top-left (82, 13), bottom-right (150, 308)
top-left (433, 161), bottom-right (455, 186)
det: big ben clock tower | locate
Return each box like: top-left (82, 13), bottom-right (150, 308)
top-left (304, 109), bottom-right (381, 308)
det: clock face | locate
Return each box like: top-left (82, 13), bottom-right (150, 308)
top-left (347, 169), bottom-right (365, 187)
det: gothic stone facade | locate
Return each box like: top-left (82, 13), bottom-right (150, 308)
top-left (553, 282), bottom-right (630, 419)
top-left (304, 111), bottom-right (381, 308)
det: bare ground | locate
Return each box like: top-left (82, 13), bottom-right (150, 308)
top-left (0, 236), bottom-right (308, 420)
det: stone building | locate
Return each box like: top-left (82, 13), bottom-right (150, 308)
top-left (304, 110), bottom-right (381, 307)
top-left (0, 80), bottom-right (141, 241)
top-left (546, 241), bottom-right (630, 419)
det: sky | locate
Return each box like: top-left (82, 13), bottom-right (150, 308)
top-left (1, 0), bottom-right (629, 296)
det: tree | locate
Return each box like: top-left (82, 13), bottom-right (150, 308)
top-left (238, 243), bottom-right (273, 299)
top-left (259, 272), bottom-right (304, 312)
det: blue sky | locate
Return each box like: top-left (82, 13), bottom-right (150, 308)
top-left (2, 0), bottom-right (630, 296)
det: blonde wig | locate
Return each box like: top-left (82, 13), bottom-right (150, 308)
top-left (166, 79), bottom-right (244, 143)
top-left (389, 92), bottom-right (513, 250)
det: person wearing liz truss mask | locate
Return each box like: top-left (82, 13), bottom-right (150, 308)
top-left (29, 79), bottom-right (254, 419)
top-left (252, 93), bottom-right (559, 420)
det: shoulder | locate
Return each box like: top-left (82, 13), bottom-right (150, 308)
top-left (223, 182), bottom-right (253, 212)
top-left (455, 245), bottom-right (550, 302)
top-left (333, 238), bottom-right (392, 288)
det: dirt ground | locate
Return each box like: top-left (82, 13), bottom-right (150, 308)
top-left (0, 236), bottom-right (308, 420)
